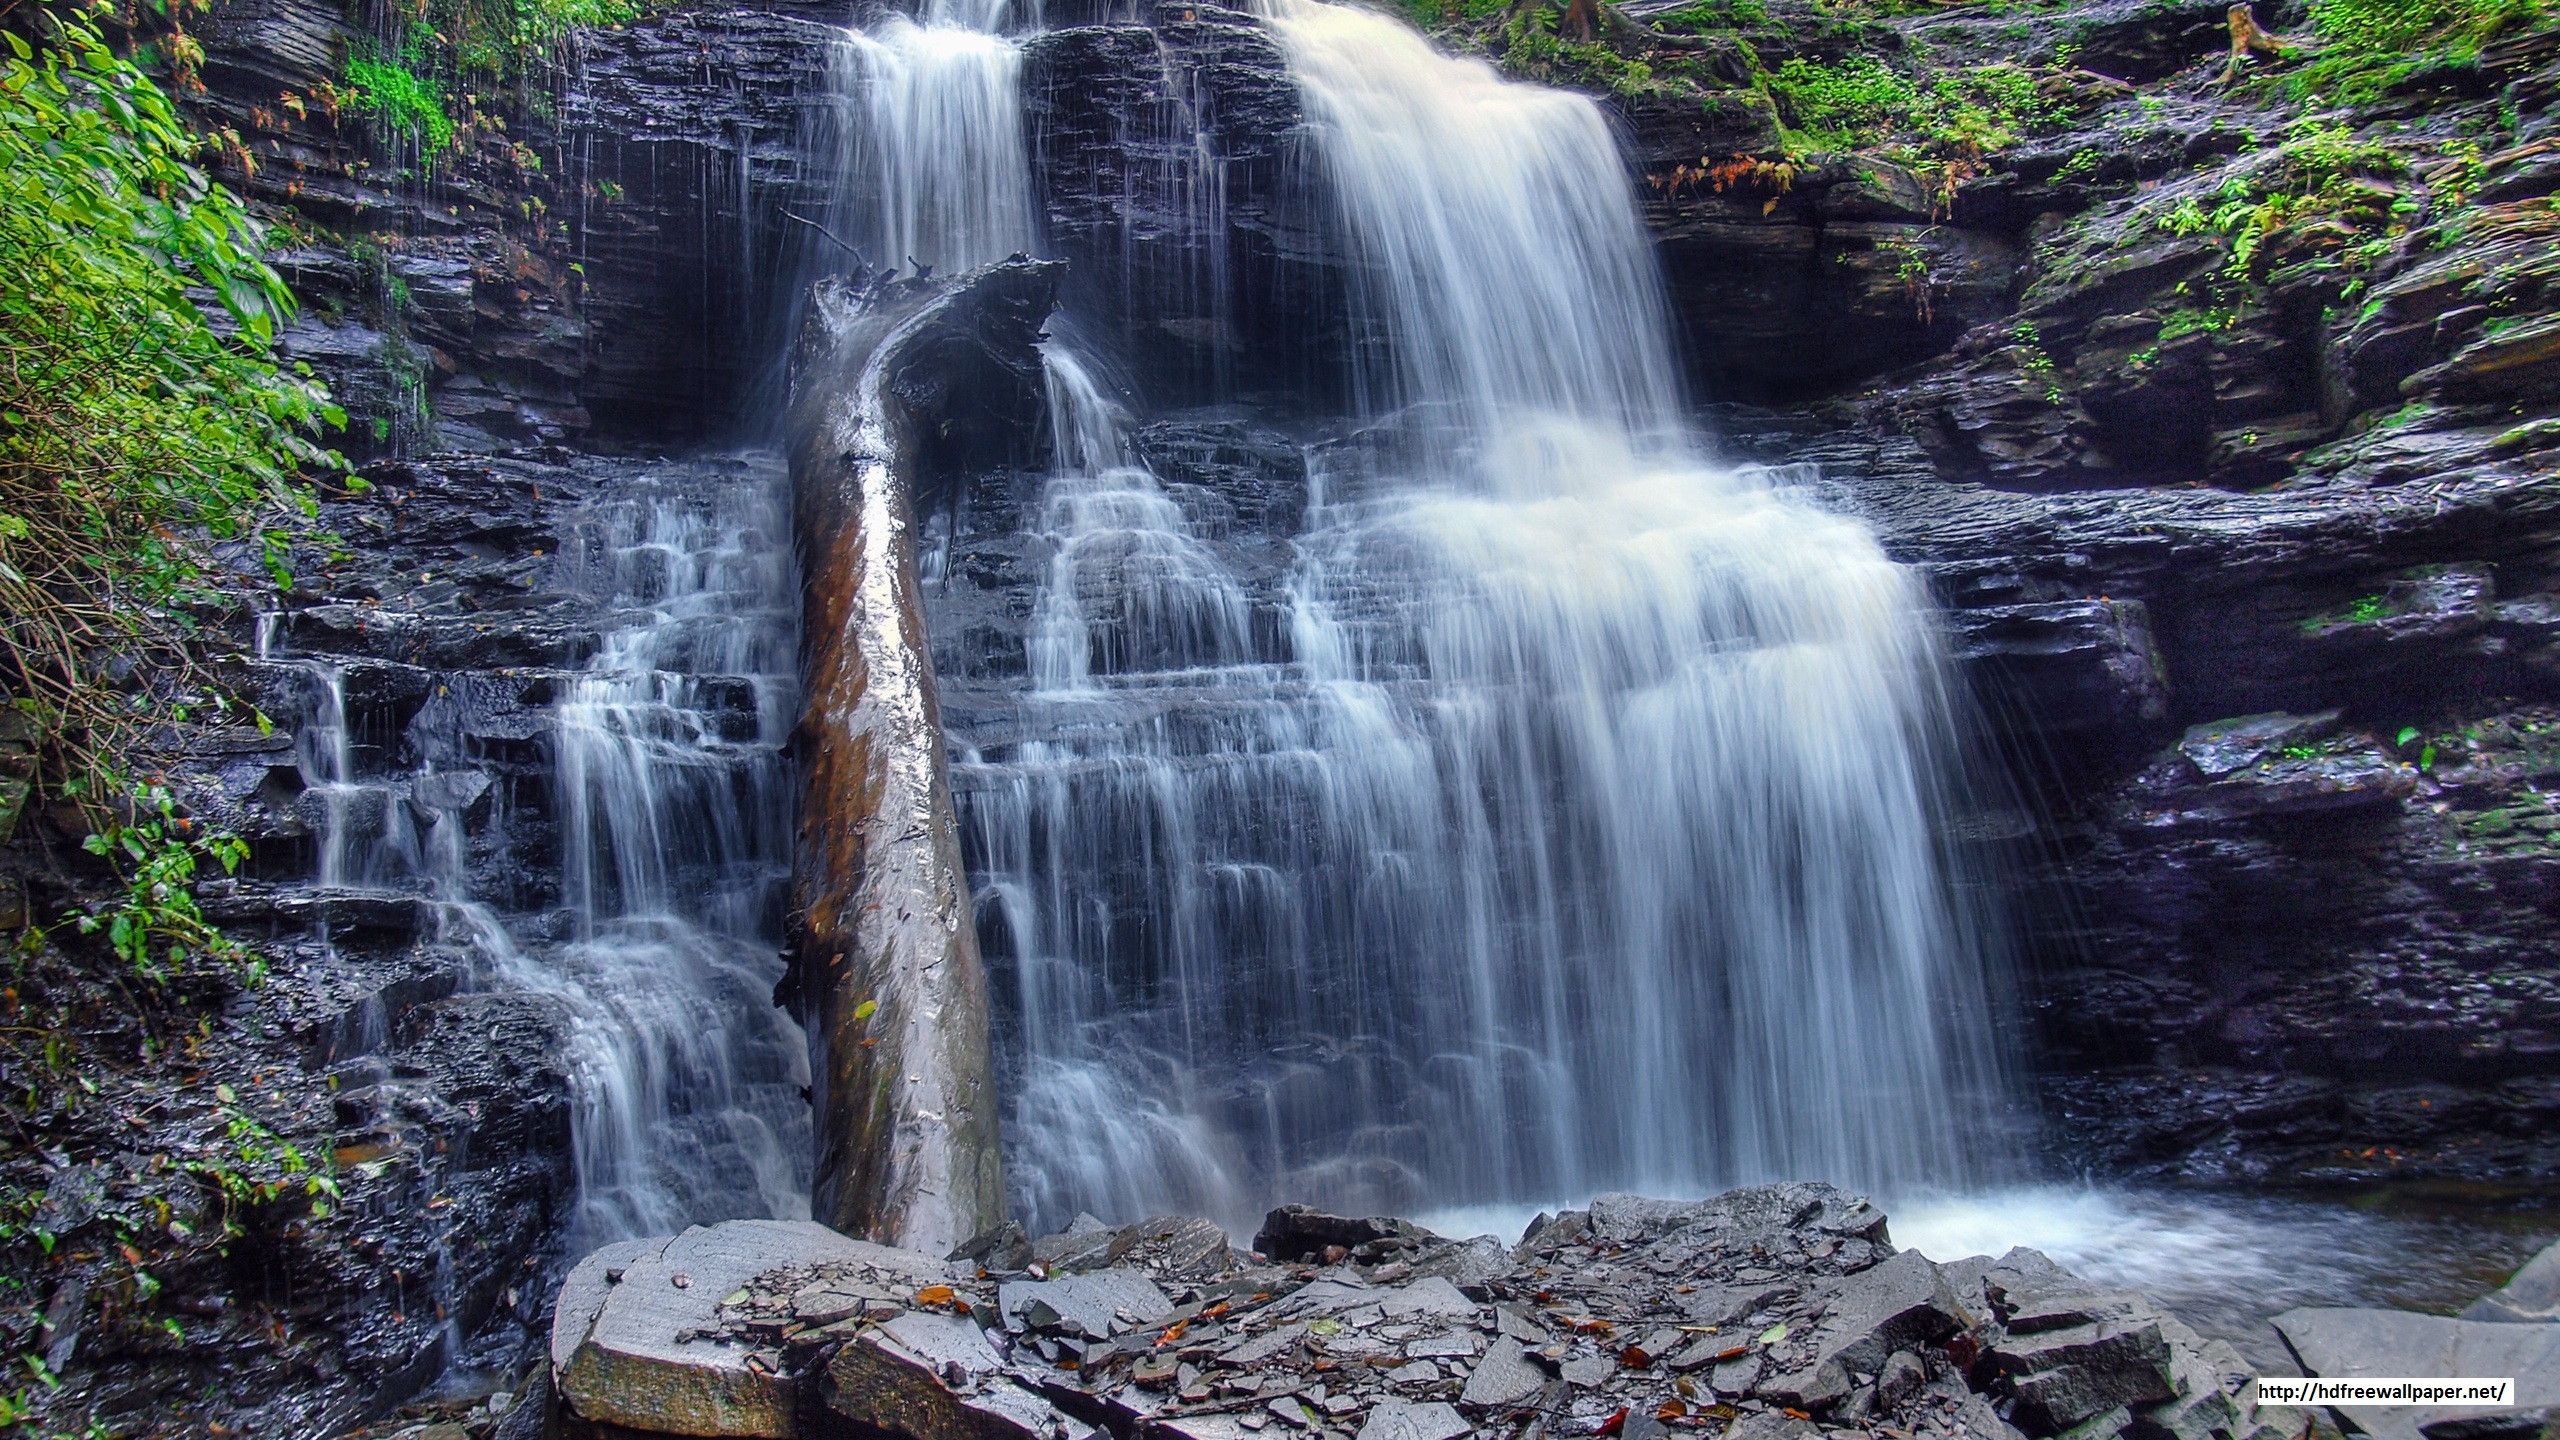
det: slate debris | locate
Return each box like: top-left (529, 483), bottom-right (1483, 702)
top-left (588, 1185), bottom-right (2318, 1440)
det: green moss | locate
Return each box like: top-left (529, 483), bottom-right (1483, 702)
top-left (2297, 0), bottom-right (2548, 101)
top-left (1654, 0), bottom-right (1770, 29)
top-left (1763, 54), bottom-right (2059, 156)
top-left (345, 53), bottom-right (455, 152)
top-left (2158, 306), bottom-right (2240, 340)
top-left (1499, 6), bottom-right (1669, 96)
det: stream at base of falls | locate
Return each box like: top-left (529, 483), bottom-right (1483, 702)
top-left (1422, 1183), bottom-right (2560, 1371)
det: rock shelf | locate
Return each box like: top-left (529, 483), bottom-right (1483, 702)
top-left (548, 1185), bottom-right (2331, 1440)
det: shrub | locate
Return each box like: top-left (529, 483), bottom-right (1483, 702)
top-left (0, 5), bottom-right (339, 800)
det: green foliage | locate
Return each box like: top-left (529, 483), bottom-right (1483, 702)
top-left (2299, 0), bottom-right (2546, 100)
top-left (0, 4), bottom-right (339, 800)
top-left (1768, 54), bottom-right (1914, 147)
top-left (1500, 5), bottom-right (1663, 96)
top-left (345, 51), bottom-right (455, 152)
top-left (2158, 306), bottom-right (2240, 340)
top-left (2010, 320), bottom-right (2066, 404)
top-left (1654, 0), bottom-right (1770, 29)
top-left (189, 1106), bottom-right (339, 1233)
top-left (1766, 55), bottom-right (2059, 156)
top-left (338, 0), bottom-right (654, 169)
top-left (2145, 119), bottom-right (2405, 285)
top-left (71, 784), bottom-right (251, 982)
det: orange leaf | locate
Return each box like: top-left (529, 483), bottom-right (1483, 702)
top-left (915, 1285), bottom-right (957, 1308)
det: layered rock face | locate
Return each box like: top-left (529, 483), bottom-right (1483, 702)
top-left (187, 0), bottom-right (851, 452)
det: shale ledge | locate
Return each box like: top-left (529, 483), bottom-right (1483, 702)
top-left (543, 1184), bottom-right (2552, 1440)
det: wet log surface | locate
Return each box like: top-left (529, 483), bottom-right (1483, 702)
top-left (788, 260), bottom-right (1062, 1257)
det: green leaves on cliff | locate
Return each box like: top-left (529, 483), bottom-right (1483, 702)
top-left (0, 3), bottom-right (338, 796)
top-left (2299, 0), bottom-right (2548, 100)
top-left (346, 49), bottom-right (457, 153)
top-left (1767, 56), bottom-right (2060, 157)
top-left (340, 0), bottom-right (652, 164)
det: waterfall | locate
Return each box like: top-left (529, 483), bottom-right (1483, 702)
top-left (280, 458), bottom-right (810, 1258)
top-left (831, 0), bottom-right (1037, 276)
top-left (927, 0), bottom-right (2019, 1231)
top-left (543, 464), bottom-right (812, 1241)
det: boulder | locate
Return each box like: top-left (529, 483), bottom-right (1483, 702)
top-left (824, 1310), bottom-right (1100, 1440)
top-left (1991, 1316), bottom-right (2179, 1433)
top-left (552, 1220), bottom-right (943, 1438)
top-left (2461, 1241), bottom-right (2560, 1324)
top-left (1254, 1205), bottom-right (1438, 1263)
top-left (2274, 1308), bottom-right (2560, 1440)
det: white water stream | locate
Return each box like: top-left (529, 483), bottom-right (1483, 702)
top-left (278, 459), bottom-right (810, 1256)
top-left (819, 0), bottom-right (2019, 1229)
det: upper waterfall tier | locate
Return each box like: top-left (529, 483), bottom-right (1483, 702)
top-left (1263, 0), bottom-right (1688, 455)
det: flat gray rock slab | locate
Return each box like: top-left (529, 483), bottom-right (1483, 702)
top-left (826, 1308), bottom-right (1099, 1440)
top-left (997, 1268), bottom-right (1174, 1339)
top-left (554, 1219), bottom-right (948, 1438)
top-left (1357, 1400), bottom-right (1470, 1440)
top-left (1461, 1334), bottom-right (1548, 1407)
top-left (2462, 1241), bottom-right (2560, 1324)
top-left (2274, 1307), bottom-right (2560, 1440)
top-left (1378, 1276), bottom-right (1479, 1321)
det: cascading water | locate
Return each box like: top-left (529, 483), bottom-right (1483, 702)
top-left (829, 0), bottom-right (1038, 276)
top-left (280, 458), bottom-right (810, 1255)
top-left (934, 0), bottom-right (2020, 1231)
top-left (541, 464), bottom-right (811, 1241)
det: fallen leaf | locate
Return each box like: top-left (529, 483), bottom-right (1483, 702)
top-left (1657, 1401), bottom-right (1688, 1421)
top-left (1757, 1324), bottom-right (1787, 1345)
top-left (1598, 1407), bottom-right (1630, 1437)
top-left (1619, 1345), bottom-right (1652, 1369)
top-left (916, 1285), bottom-right (956, 1308)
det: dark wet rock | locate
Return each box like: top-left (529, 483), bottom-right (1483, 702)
top-left (1255, 1205), bottom-right (1437, 1264)
top-left (2177, 712), bottom-right (2344, 779)
top-left (1023, 10), bottom-right (1331, 405)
